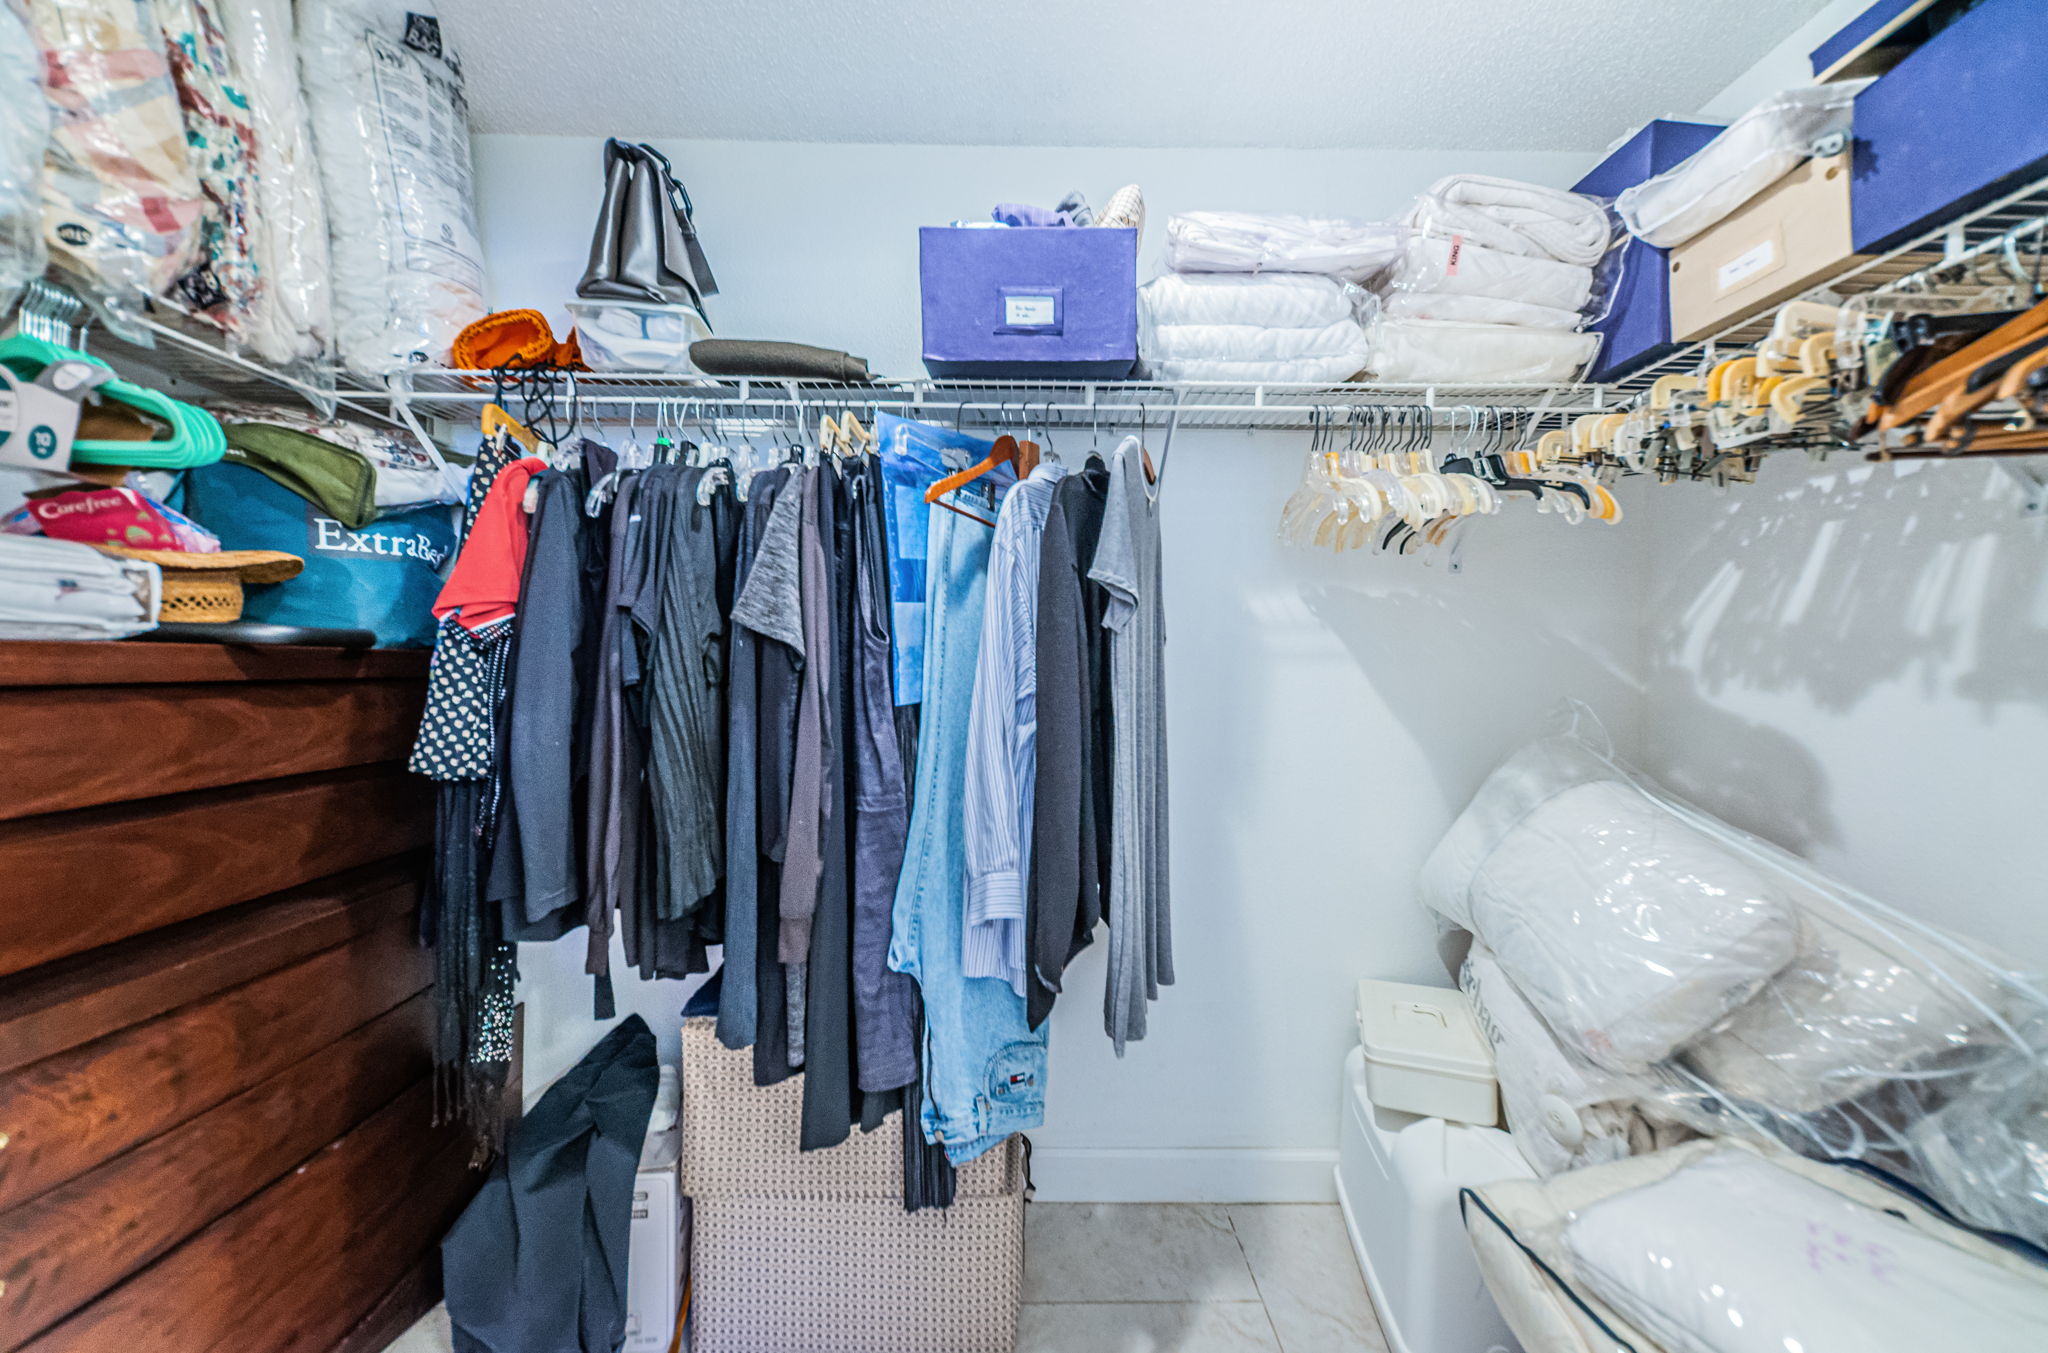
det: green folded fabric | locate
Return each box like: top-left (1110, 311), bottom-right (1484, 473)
top-left (221, 424), bottom-right (378, 529)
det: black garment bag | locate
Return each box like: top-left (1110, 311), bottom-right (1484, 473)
top-left (442, 1015), bottom-right (660, 1353)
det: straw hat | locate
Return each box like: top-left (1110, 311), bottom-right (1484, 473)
top-left (91, 545), bottom-right (303, 623)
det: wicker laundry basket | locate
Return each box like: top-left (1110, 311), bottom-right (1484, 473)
top-left (680, 1019), bottom-right (1024, 1353)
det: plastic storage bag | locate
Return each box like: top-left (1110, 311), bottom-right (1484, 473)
top-left (217, 0), bottom-right (331, 363)
top-left (1361, 315), bottom-right (1598, 384)
top-left (1617, 82), bottom-right (1864, 248)
top-left (155, 0), bottom-right (260, 339)
top-left (28, 0), bottom-right (203, 312)
top-left (1138, 272), bottom-right (1373, 383)
top-left (1162, 211), bottom-right (1405, 285)
top-left (1423, 724), bottom-right (2048, 1248)
top-left (297, 0), bottom-right (485, 375)
top-left (0, 1), bottom-right (49, 317)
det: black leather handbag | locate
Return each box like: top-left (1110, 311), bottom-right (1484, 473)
top-left (577, 139), bottom-right (719, 309)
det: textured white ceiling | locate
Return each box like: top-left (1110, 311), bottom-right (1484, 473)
top-left (437, 0), bottom-right (1835, 150)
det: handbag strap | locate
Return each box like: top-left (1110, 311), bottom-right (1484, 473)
top-left (637, 144), bottom-right (719, 299)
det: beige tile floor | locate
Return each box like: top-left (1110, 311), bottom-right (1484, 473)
top-left (385, 1201), bottom-right (1389, 1353)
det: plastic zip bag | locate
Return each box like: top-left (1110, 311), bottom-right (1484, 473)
top-left (0, 0), bottom-right (48, 317)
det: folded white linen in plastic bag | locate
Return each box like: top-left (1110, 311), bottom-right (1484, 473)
top-left (1364, 317), bottom-right (1597, 385)
top-left (1407, 175), bottom-right (1612, 266)
top-left (1383, 290), bottom-right (1584, 331)
top-left (1617, 82), bottom-right (1863, 248)
top-left (1139, 273), bottom-right (1370, 383)
top-left (1140, 271), bottom-right (1362, 328)
top-left (1390, 234), bottom-right (1595, 314)
top-left (1164, 211), bottom-right (1406, 284)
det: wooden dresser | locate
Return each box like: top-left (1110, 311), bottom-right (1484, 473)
top-left (0, 641), bottom-right (476, 1353)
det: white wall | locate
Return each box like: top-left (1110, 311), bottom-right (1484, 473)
top-left (1637, 458), bottom-right (2048, 976)
top-left (474, 136), bottom-right (1650, 1198)
top-left (1630, 0), bottom-right (2048, 980)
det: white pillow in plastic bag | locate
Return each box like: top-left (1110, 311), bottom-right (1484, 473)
top-left (1617, 83), bottom-right (1863, 248)
top-left (297, 0), bottom-right (484, 375)
top-left (1681, 884), bottom-right (2011, 1114)
top-left (219, 0), bottom-right (331, 363)
top-left (1423, 738), bottom-right (1802, 1068)
top-left (1565, 1150), bottom-right (2048, 1353)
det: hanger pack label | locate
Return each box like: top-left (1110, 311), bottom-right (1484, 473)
top-left (0, 365), bottom-right (89, 473)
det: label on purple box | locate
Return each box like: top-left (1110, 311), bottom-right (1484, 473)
top-left (996, 284), bottom-right (1064, 335)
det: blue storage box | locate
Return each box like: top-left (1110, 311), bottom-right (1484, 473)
top-left (1810, 0), bottom-right (1971, 83)
top-left (1852, 0), bottom-right (2048, 253)
top-left (1573, 119), bottom-right (1723, 384)
top-left (919, 226), bottom-right (1137, 379)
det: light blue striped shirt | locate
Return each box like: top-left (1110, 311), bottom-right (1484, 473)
top-left (963, 462), bottom-right (1069, 995)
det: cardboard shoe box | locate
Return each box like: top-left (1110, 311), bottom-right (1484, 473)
top-left (1668, 152), bottom-right (1861, 341)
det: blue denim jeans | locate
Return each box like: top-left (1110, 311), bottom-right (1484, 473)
top-left (888, 505), bottom-right (1048, 1164)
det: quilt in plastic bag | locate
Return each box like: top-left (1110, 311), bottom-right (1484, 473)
top-left (155, 0), bottom-right (260, 339)
top-left (1423, 719), bottom-right (2048, 1248)
top-left (28, 0), bottom-right (203, 311)
top-left (0, 1), bottom-right (48, 316)
top-left (297, 0), bottom-right (485, 375)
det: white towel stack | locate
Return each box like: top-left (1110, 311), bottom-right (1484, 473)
top-left (1368, 176), bottom-right (1610, 384)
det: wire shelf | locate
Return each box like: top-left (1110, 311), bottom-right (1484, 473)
top-left (41, 169), bottom-right (2048, 439)
top-left (1608, 170), bottom-right (2048, 397)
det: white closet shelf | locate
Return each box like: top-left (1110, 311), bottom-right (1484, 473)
top-left (58, 167), bottom-right (2048, 438)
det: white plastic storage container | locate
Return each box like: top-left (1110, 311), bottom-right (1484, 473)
top-left (1337, 1046), bottom-right (1532, 1353)
top-left (1356, 979), bottom-right (1499, 1126)
top-left (566, 299), bottom-right (711, 372)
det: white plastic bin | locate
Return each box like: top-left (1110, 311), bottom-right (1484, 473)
top-left (567, 298), bottom-right (711, 372)
top-left (1356, 979), bottom-right (1500, 1126)
top-left (1337, 1046), bottom-right (1532, 1353)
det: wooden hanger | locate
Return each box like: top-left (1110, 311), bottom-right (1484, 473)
top-left (1879, 295), bottom-right (2048, 430)
top-left (482, 402), bottom-right (542, 454)
top-left (923, 434), bottom-right (1018, 527)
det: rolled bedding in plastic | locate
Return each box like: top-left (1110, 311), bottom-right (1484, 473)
top-left (1617, 82), bottom-right (1862, 248)
top-left (1163, 211), bottom-right (1406, 284)
top-left (1388, 233), bottom-right (1595, 314)
top-left (1424, 723), bottom-right (2048, 1245)
top-left (1140, 273), bottom-right (1370, 383)
top-left (1406, 174), bottom-right (1612, 266)
top-left (218, 0), bottom-right (332, 364)
top-left (1462, 945), bottom-right (1685, 1176)
top-left (1363, 317), bottom-right (1596, 384)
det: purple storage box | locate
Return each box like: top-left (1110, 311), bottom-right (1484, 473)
top-left (1852, 0), bottom-right (2048, 253)
top-left (920, 226), bottom-right (1137, 380)
top-left (1574, 119), bottom-right (1723, 384)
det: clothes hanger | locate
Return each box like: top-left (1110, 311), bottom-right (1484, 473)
top-left (1879, 294), bottom-right (2048, 430)
top-left (923, 429), bottom-right (1016, 528)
